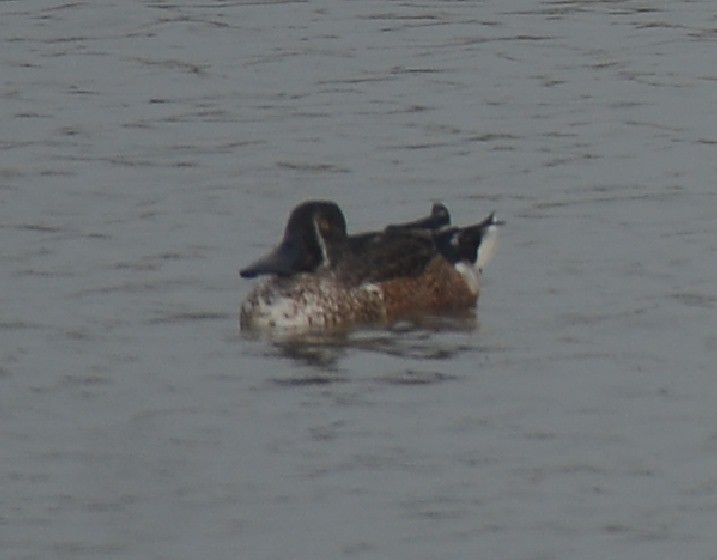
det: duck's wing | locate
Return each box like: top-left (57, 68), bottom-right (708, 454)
top-left (337, 231), bottom-right (438, 286)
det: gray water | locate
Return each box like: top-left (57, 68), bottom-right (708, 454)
top-left (2, 1), bottom-right (717, 559)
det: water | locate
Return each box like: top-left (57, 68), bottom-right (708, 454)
top-left (2, 1), bottom-right (717, 559)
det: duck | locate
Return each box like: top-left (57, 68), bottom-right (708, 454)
top-left (239, 200), bottom-right (500, 331)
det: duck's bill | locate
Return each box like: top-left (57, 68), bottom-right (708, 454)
top-left (240, 242), bottom-right (300, 278)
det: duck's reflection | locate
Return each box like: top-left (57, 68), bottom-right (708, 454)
top-left (242, 311), bottom-right (479, 374)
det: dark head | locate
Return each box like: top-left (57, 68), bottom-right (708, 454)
top-left (240, 200), bottom-right (348, 278)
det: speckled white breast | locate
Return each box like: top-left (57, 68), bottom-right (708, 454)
top-left (240, 275), bottom-right (384, 332)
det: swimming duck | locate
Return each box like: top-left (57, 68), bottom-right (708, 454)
top-left (240, 200), bottom-right (500, 331)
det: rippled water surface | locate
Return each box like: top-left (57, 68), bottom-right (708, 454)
top-left (3, 1), bottom-right (717, 559)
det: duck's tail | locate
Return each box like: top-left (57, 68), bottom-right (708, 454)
top-left (436, 212), bottom-right (504, 272)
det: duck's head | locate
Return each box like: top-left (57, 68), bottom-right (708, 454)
top-left (240, 201), bottom-right (348, 278)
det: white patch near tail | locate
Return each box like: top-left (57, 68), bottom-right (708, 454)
top-left (454, 261), bottom-right (480, 296)
top-left (476, 221), bottom-right (499, 272)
